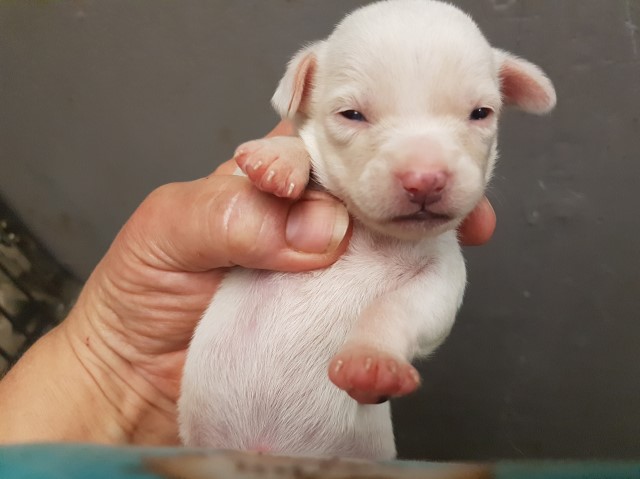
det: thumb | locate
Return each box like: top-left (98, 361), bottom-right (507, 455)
top-left (126, 175), bottom-right (351, 273)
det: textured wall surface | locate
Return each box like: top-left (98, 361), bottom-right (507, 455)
top-left (1, 0), bottom-right (639, 461)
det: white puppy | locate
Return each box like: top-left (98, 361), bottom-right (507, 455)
top-left (179, 0), bottom-right (556, 460)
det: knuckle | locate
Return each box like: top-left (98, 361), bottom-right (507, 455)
top-left (222, 189), bottom-right (276, 266)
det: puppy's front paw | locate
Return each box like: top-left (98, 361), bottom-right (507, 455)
top-left (234, 137), bottom-right (311, 199)
top-left (328, 347), bottom-right (421, 404)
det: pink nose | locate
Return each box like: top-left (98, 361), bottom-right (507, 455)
top-left (397, 170), bottom-right (448, 205)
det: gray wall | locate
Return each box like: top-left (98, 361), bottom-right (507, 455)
top-left (1, 0), bottom-right (639, 461)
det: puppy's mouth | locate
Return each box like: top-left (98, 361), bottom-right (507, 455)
top-left (392, 210), bottom-right (452, 223)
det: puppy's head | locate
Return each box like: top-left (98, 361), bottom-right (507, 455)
top-left (272, 0), bottom-right (556, 240)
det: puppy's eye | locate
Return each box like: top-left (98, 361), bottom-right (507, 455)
top-left (470, 107), bottom-right (493, 121)
top-left (339, 110), bottom-right (367, 122)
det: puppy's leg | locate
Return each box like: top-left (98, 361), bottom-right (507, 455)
top-left (329, 242), bottom-right (467, 404)
top-left (234, 136), bottom-right (310, 199)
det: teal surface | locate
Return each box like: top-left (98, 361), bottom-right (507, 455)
top-left (0, 444), bottom-right (177, 479)
top-left (0, 444), bottom-right (639, 478)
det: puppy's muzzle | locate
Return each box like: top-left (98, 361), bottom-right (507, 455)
top-left (397, 170), bottom-right (447, 206)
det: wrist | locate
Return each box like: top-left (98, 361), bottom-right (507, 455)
top-left (0, 323), bottom-right (117, 443)
top-left (0, 307), bottom-right (178, 445)
top-left (59, 302), bottom-right (180, 444)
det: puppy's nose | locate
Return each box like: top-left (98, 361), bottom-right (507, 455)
top-left (398, 171), bottom-right (447, 205)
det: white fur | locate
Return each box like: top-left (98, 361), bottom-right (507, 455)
top-left (179, 0), bottom-right (555, 460)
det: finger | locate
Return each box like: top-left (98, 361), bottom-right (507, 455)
top-left (127, 176), bottom-right (351, 273)
top-left (459, 197), bottom-right (496, 246)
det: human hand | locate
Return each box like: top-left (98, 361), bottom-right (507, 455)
top-left (0, 122), bottom-right (352, 444)
top-left (0, 121), bottom-right (495, 446)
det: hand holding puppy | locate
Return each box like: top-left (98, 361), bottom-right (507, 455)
top-left (0, 119), bottom-right (494, 445)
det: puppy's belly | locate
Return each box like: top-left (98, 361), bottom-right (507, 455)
top-left (179, 232), bottom-right (415, 459)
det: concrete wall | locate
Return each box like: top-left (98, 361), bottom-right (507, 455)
top-left (1, 0), bottom-right (639, 460)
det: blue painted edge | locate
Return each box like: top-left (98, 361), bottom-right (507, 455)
top-left (0, 444), bottom-right (176, 479)
top-left (0, 444), bottom-right (639, 479)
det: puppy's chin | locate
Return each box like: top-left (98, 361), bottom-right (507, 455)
top-left (351, 206), bottom-right (464, 241)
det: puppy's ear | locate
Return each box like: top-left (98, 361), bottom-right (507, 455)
top-left (494, 49), bottom-right (556, 115)
top-left (271, 42), bottom-right (323, 120)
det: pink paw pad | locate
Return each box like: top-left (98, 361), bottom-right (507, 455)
top-left (328, 347), bottom-right (421, 404)
top-left (234, 137), bottom-right (310, 199)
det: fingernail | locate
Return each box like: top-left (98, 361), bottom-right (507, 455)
top-left (286, 200), bottom-right (349, 253)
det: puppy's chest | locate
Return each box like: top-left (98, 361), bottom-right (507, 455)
top-left (322, 227), bottom-right (432, 287)
top-left (222, 225), bottom-right (433, 335)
